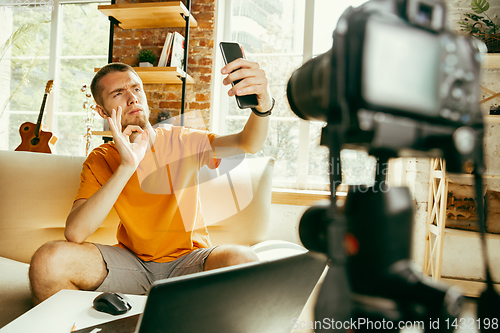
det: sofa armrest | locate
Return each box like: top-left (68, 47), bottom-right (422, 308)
top-left (0, 151), bottom-right (120, 264)
top-left (0, 256), bottom-right (32, 328)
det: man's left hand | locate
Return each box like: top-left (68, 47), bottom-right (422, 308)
top-left (221, 58), bottom-right (273, 113)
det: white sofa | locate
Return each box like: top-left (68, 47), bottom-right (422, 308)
top-left (0, 150), bottom-right (283, 328)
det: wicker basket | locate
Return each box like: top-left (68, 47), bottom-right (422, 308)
top-left (473, 32), bottom-right (500, 53)
top-left (469, 22), bottom-right (500, 53)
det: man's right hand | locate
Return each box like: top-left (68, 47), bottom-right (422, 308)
top-left (107, 106), bottom-right (149, 170)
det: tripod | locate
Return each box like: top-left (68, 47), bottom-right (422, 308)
top-left (300, 125), bottom-right (463, 333)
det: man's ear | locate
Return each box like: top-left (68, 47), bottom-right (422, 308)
top-left (95, 105), bottom-right (109, 119)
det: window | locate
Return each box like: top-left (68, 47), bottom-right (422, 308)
top-left (0, 0), bottom-right (110, 156)
top-left (214, 0), bottom-right (376, 191)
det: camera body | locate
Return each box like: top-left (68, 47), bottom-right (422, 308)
top-left (287, 0), bottom-right (485, 173)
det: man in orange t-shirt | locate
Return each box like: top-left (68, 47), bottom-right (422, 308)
top-left (29, 58), bottom-right (273, 304)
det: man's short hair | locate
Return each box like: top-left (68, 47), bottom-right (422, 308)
top-left (91, 63), bottom-right (139, 107)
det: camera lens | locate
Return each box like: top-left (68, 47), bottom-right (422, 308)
top-left (287, 48), bottom-right (335, 122)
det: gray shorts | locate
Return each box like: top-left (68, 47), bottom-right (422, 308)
top-left (93, 244), bottom-right (216, 295)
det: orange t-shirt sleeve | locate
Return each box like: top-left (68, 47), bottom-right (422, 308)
top-left (74, 154), bottom-right (106, 202)
top-left (207, 131), bottom-right (220, 169)
top-left (179, 128), bottom-right (220, 170)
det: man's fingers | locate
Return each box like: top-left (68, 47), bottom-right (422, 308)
top-left (117, 106), bottom-right (122, 129)
top-left (139, 129), bottom-right (149, 146)
top-left (108, 114), bottom-right (118, 134)
top-left (221, 58), bottom-right (259, 75)
top-left (223, 68), bottom-right (266, 87)
top-left (123, 125), bottom-right (144, 136)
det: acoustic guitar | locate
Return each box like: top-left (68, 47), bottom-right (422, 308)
top-left (15, 80), bottom-right (58, 154)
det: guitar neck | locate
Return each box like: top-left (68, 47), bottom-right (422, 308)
top-left (34, 93), bottom-right (49, 138)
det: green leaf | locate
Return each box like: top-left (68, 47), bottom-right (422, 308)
top-left (472, 0), bottom-right (490, 14)
top-left (0, 21), bottom-right (50, 120)
top-left (0, 21), bottom-right (50, 62)
top-left (1, 45), bottom-right (44, 118)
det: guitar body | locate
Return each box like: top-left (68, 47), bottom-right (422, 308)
top-left (15, 80), bottom-right (57, 154)
top-left (15, 122), bottom-right (57, 154)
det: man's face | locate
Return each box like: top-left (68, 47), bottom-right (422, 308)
top-left (98, 70), bottom-right (150, 130)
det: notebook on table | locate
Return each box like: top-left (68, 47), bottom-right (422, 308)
top-left (75, 251), bottom-right (328, 333)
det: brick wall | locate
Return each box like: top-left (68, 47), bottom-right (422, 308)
top-left (112, 0), bottom-right (216, 129)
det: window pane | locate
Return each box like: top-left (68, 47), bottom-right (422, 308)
top-left (308, 121), bottom-right (329, 186)
top-left (231, 0), bottom-right (305, 54)
top-left (313, 0), bottom-right (369, 55)
top-left (223, 0), bottom-right (374, 190)
top-left (61, 3), bottom-right (110, 56)
top-left (0, 9), bottom-right (50, 151)
top-left (341, 149), bottom-right (376, 186)
top-left (265, 119), bottom-right (300, 186)
top-left (225, 117), bottom-right (301, 186)
top-left (9, 59), bottom-right (50, 112)
top-left (226, 117), bottom-right (246, 135)
top-left (56, 114), bottom-right (104, 156)
top-left (226, 55), bottom-right (302, 118)
top-left (54, 2), bottom-right (109, 156)
top-left (311, 0), bottom-right (374, 188)
top-left (262, 119), bottom-right (299, 171)
top-left (58, 58), bottom-right (107, 114)
top-left (56, 58), bottom-right (106, 155)
top-left (10, 9), bottom-right (51, 57)
top-left (228, 0), bottom-right (305, 188)
top-left (7, 59), bottom-right (50, 150)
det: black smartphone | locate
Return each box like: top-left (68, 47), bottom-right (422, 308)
top-left (219, 42), bottom-right (259, 109)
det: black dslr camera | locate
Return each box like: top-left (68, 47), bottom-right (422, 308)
top-left (288, 0), bottom-right (484, 170)
top-left (287, 0), bottom-right (498, 332)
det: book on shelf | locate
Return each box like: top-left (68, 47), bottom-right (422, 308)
top-left (169, 31), bottom-right (185, 69)
top-left (158, 32), bottom-right (173, 67)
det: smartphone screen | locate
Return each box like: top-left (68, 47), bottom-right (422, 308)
top-left (219, 42), bottom-right (259, 109)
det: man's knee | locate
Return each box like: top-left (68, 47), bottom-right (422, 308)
top-left (229, 245), bottom-right (259, 264)
top-left (29, 240), bottom-right (107, 303)
top-left (205, 245), bottom-right (259, 270)
top-left (29, 241), bottom-right (72, 283)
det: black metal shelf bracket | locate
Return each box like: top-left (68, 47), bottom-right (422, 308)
top-left (180, 0), bottom-right (192, 126)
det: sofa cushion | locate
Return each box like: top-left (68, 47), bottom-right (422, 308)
top-left (0, 256), bottom-right (31, 328)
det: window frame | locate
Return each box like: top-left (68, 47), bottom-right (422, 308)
top-left (212, 0), bottom-right (329, 191)
top-left (47, 0), bottom-right (109, 135)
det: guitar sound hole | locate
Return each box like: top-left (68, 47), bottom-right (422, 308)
top-left (24, 126), bottom-right (30, 131)
top-left (31, 138), bottom-right (40, 146)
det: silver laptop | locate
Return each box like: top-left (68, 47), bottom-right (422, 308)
top-left (76, 251), bottom-right (328, 333)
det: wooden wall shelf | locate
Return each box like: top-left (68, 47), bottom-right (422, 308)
top-left (133, 67), bottom-right (194, 84)
top-left (484, 115), bottom-right (500, 124)
top-left (98, 2), bottom-right (198, 29)
top-left (483, 53), bottom-right (500, 69)
top-left (92, 131), bottom-right (112, 138)
top-left (94, 67), bottom-right (193, 85)
top-left (429, 224), bottom-right (500, 241)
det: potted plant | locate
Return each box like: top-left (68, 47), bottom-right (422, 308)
top-left (459, 0), bottom-right (500, 53)
top-left (137, 49), bottom-right (157, 67)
